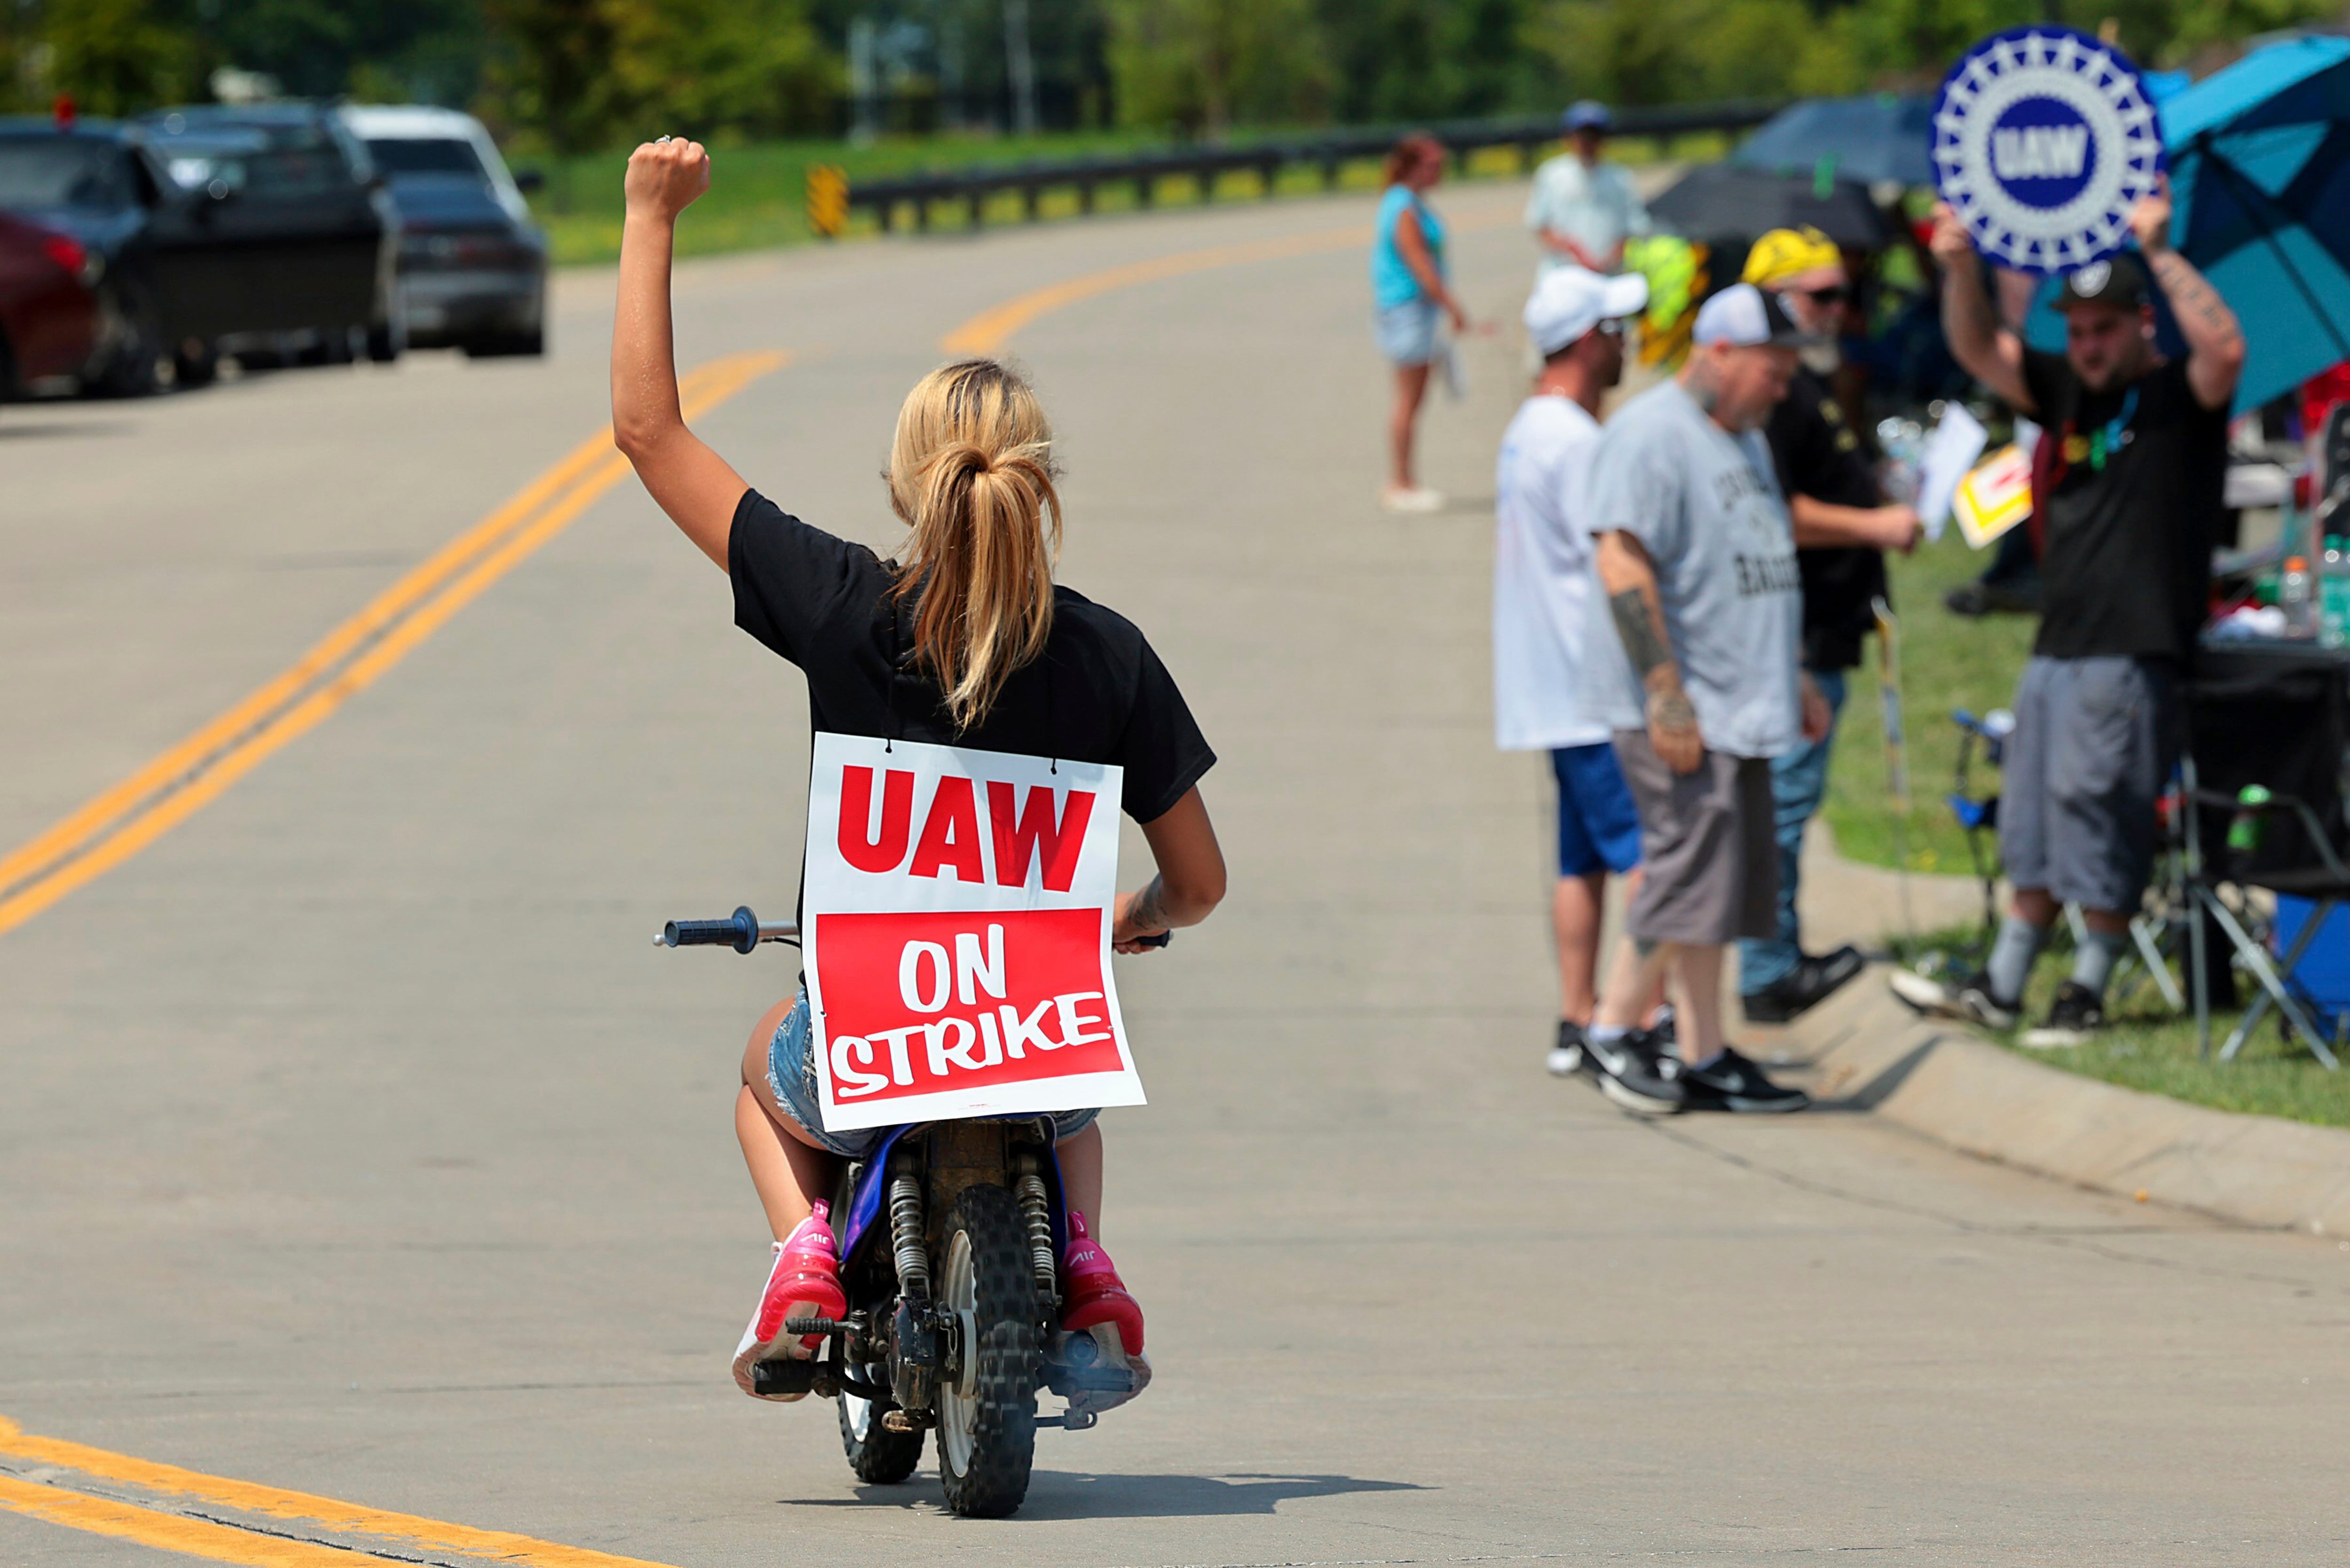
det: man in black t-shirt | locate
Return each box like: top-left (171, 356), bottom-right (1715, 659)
top-left (1894, 179), bottom-right (2244, 1047)
top-left (1738, 228), bottom-right (1926, 1025)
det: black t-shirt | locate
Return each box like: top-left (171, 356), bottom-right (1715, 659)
top-left (2022, 350), bottom-right (2230, 666)
top-left (1763, 365), bottom-right (1887, 671)
top-left (728, 489), bottom-right (1215, 824)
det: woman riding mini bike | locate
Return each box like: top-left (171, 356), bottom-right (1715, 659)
top-left (611, 135), bottom-right (1227, 1514)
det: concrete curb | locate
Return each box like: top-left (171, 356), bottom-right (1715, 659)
top-left (1786, 968), bottom-right (2350, 1236)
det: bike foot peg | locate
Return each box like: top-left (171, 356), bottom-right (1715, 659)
top-left (1039, 1409), bottom-right (1098, 1430)
top-left (783, 1316), bottom-right (842, 1337)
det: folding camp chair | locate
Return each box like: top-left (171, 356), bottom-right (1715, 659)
top-left (2182, 644), bottom-right (2350, 1067)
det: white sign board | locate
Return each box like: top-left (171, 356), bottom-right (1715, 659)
top-left (1917, 402), bottom-right (1990, 542)
top-left (801, 732), bottom-right (1145, 1132)
top-left (1933, 26), bottom-right (2166, 274)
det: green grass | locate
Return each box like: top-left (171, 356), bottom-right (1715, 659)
top-left (521, 129), bottom-right (1713, 267)
top-left (1893, 923), bottom-right (2350, 1130)
top-left (1821, 529), bottom-right (2037, 876)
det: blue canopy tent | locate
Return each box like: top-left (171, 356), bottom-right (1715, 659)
top-left (1731, 94), bottom-right (1937, 188)
top-left (2029, 38), bottom-right (2350, 414)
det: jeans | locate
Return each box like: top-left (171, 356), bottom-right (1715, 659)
top-left (1738, 668), bottom-right (1847, 994)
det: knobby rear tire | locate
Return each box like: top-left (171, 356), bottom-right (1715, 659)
top-left (836, 1359), bottom-right (923, 1483)
top-left (936, 1183), bottom-right (1041, 1519)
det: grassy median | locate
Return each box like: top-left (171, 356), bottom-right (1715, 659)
top-left (1820, 526), bottom-right (2037, 878)
top-left (1892, 923), bottom-right (2350, 1130)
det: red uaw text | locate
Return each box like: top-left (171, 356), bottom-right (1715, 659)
top-left (814, 908), bottom-right (1120, 1103)
top-left (836, 766), bottom-right (1096, 891)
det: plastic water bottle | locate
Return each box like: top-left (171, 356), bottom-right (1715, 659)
top-left (2323, 536), bottom-right (2350, 648)
top-left (2282, 555), bottom-right (2316, 638)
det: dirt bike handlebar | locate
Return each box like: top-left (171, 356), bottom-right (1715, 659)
top-left (655, 906), bottom-right (1167, 953)
top-left (655, 906), bottom-right (799, 953)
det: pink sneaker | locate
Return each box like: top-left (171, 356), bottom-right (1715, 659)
top-left (731, 1201), bottom-right (847, 1401)
top-left (1060, 1214), bottom-right (1151, 1413)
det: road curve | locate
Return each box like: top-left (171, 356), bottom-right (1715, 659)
top-left (3, 184), bottom-right (2347, 1567)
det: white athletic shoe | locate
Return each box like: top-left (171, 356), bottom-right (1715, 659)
top-left (1381, 486), bottom-right (1445, 513)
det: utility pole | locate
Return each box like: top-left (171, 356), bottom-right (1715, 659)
top-left (1003, 0), bottom-right (1038, 136)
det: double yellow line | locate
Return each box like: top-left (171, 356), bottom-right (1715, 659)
top-left (0, 350), bottom-right (785, 940)
top-left (0, 1414), bottom-right (676, 1566)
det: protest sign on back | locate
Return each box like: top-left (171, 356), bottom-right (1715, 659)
top-left (802, 732), bottom-right (1145, 1132)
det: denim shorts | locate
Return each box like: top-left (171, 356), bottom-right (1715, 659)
top-left (765, 988), bottom-right (1103, 1160)
top-left (1372, 300), bottom-right (1438, 366)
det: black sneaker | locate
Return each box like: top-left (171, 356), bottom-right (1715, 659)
top-left (1887, 966), bottom-right (2020, 1030)
top-left (1547, 1019), bottom-right (1587, 1078)
top-left (2020, 980), bottom-right (2105, 1049)
top-left (1582, 1029), bottom-right (1686, 1115)
top-left (1681, 1046), bottom-right (1811, 1113)
top-left (1742, 946), bottom-right (1867, 1023)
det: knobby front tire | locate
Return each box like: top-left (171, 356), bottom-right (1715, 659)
top-left (934, 1183), bottom-right (1041, 1519)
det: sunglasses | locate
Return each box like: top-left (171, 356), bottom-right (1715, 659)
top-left (1790, 284), bottom-right (1850, 306)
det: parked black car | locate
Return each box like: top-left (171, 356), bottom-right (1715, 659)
top-left (343, 105), bottom-right (548, 357)
top-left (0, 105), bottom-right (399, 392)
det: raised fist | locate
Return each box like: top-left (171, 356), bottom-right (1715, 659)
top-left (624, 137), bottom-right (710, 222)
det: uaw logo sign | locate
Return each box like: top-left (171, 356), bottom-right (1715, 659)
top-left (1933, 26), bottom-right (2165, 274)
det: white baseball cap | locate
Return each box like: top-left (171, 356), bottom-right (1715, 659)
top-left (1691, 282), bottom-right (1818, 348)
top-left (1524, 266), bottom-right (1649, 356)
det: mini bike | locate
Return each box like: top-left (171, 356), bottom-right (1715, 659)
top-left (658, 905), bottom-right (1142, 1518)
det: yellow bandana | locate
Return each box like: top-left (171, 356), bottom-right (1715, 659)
top-left (1742, 226), bottom-right (1841, 287)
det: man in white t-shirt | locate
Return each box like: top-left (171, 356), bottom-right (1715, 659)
top-left (1525, 102), bottom-right (1651, 276)
top-left (1493, 264), bottom-right (1651, 1077)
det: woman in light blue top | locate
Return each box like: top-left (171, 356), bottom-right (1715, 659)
top-left (1370, 133), bottom-right (1472, 510)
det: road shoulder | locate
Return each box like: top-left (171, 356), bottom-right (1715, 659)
top-left (1791, 972), bottom-right (2350, 1236)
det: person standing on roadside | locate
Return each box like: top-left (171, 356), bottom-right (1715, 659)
top-left (1492, 265), bottom-right (1657, 1076)
top-left (1526, 102), bottom-right (1650, 277)
top-left (1576, 284), bottom-right (1831, 1116)
top-left (1734, 227), bottom-right (1926, 1024)
top-left (1371, 133), bottom-right (1476, 512)
top-left (1893, 180), bottom-right (2242, 1048)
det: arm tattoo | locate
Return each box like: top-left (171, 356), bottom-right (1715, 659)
top-left (2149, 251), bottom-right (2242, 345)
top-left (1608, 588), bottom-right (1672, 678)
top-left (1126, 876), bottom-right (1172, 933)
top-left (1609, 588), bottom-right (1696, 735)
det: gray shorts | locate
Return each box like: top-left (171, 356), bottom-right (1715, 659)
top-left (1612, 729), bottom-right (1778, 945)
top-left (2000, 655), bottom-right (2180, 913)
top-left (1372, 300), bottom-right (1438, 365)
top-left (765, 988), bottom-right (1102, 1160)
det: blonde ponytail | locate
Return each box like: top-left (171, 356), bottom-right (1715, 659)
top-left (885, 359), bottom-right (1061, 731)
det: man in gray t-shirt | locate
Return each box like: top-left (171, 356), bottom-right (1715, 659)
top-left (1571, 284), bottom-right (1827, 1118)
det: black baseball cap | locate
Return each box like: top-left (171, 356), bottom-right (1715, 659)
top-left (2055, 252), bottom-right (2151, 312)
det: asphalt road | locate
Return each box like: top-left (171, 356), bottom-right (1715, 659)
top-left (4, 181), bottom-right (2347, 1568)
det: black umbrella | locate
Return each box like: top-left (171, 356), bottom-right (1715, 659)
top-left (1729, 94), bottom-right (1936, 189)
top-left (1648, 164), bottom-right (1893, 252)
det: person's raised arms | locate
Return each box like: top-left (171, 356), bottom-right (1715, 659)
top-left (1112, 788), bottom-right (1226, 954)
top-left (611, 137), bottom-right (750, 571)
top-left (1931, 201), bottom-right (2033, 414)
top-left (2132, 176), bottom-right (2244, 412)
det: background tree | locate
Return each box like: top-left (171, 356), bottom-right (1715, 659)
top-left (1104, 0), bottom-right (1331, 136)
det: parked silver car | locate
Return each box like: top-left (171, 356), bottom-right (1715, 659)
top-left (341, 105), bottom-right (547, 357)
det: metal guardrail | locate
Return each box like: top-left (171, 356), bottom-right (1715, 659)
top-left (843, 100), bottom-right (1786, 233)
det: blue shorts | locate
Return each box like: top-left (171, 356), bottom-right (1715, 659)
top-left (1552, 743), bottom-right (1643, 878)
top-left (765, 988), bottom-right (1103, 1160)
top-left (1372, 300), bottom-right (1438, 366)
